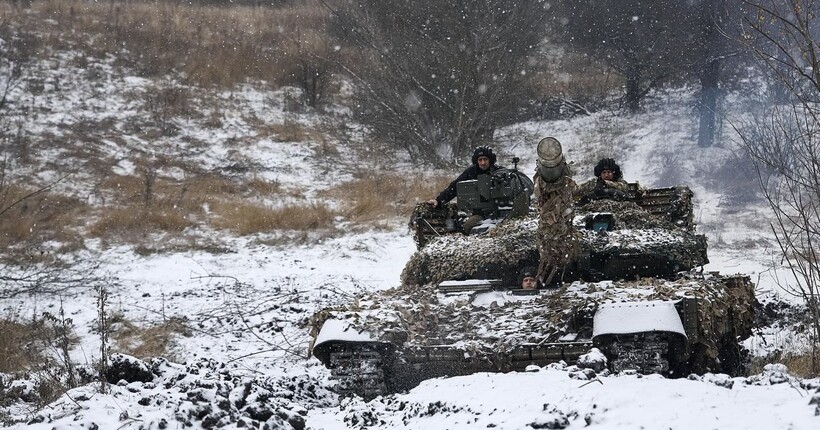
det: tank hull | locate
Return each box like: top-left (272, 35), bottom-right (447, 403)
top-left (311, 274), bottom-right (756, 398)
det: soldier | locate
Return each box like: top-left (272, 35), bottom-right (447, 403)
top-left (518, 266), bottom-right (537, 290)
top-left (427, 146), bottom-right (505, 234)
top-left (533, 137), bottom-right (580, 287)
top-left (577, 158), bottom-right (630, 201)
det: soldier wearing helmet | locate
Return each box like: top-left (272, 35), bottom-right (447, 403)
top-left (578, 158), bottom-right (630, 201)
top-left (427, 146), bottom-right (505, 233)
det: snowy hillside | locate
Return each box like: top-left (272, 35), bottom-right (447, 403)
top-left (1, 8), bottom-right (819, 430)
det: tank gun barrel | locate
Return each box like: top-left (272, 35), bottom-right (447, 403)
top-left (536, 137), bottom-right (567, 183)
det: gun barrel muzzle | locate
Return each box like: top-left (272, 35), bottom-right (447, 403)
top-left (536, 137), bottom-right (566, 183)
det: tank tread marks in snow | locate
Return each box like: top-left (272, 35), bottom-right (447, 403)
top-left (311, 273), bottom-right (756, 399)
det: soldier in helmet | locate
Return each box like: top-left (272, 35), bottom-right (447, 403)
top-left (577, 158), bottom-right (630, 201)
top-left (427, 145), bottom-right (505, 233)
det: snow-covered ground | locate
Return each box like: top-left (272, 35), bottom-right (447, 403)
top-left (1, 39), bottom-right (818, 430)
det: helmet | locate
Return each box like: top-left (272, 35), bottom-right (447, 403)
top-left (594, 158), bottom-right (622, 180)
top-left (472, 146), bottom-right (497, 166)
top-left (537, 137), bottom-right (564, 168)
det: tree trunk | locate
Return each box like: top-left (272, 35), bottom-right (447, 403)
top-left (625, 63), bottom-right (642, 113)
top-left (697, 59), bottom-right (720, 147)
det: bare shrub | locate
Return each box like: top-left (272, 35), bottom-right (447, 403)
top-left (143, 81), bottom-right (194, 136)
top-left (212, 201), bottom-right (336, 234)
top-left (275, 25), bottom-right (339, 108)
top-left (324, 0), bottom-right (551, 165)
top-left (737, 0), bottom-right (820, 375)
top-left (527, 52), bottom-right (621, 118)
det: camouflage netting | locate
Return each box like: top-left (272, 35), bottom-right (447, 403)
top-left (313, 273), bottom-right (756, 362)
top-left (577, 200), bottom-right (678, 229)
top-left (401, 216), bottom-right (539, 286)
top-left (534, 171), bottom-right (579, 283)
top-left (400, 200), bottom-right (708, 286)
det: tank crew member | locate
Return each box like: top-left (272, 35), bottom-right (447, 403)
top-left (427, 145), bottom-right (505, 233)
top-left (578, 158), bottom-right (630, 201)
top-left (518, 266), bottom-right (537, 290)
top-left (533, 137), bottom-right (580, 287)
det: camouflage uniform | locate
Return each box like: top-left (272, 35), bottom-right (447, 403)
top-left (533, 162), bottom-right (580, 285)
top-left (576, 177), bottom-right (630, 201)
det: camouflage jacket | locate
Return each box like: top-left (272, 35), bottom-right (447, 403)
top-left (576, 177), bottom-right (630, 201)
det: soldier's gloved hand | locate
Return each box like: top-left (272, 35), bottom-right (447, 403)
top-left (609, 189), bottom-right (628, 201)
top-left (594, 178), bottom-right (607, 196)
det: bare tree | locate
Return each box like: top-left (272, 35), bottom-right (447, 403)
top-left (323, 0), bottom-right (551, 165)
top-left (737, 0), bottom-right (820, 374)
top-left (0, 16), bottom-right (28, 112)
top-left (555, 0), bottom-right (704, 113)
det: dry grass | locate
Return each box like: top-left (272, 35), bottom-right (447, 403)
top-left (10, 0), bottom-right (337, 89)
top-left (212, 201), bottom-right (336, 235)
top-left (0, 185), bottom-right (88, 255)
top-left (89, 206), bottom-right (191, 239)
top-left (750, 350), bottom-right (820, 378)
top-left (255, 121), bottom-right (328, 143)
top-left (110, 315), bottom-right (190, 360)
top-left (0, 318), bottom-right (44, 373)
top-left (324, 172), bottom-right (451, 223)
top-left (87, 170), bottom-right (279, 242)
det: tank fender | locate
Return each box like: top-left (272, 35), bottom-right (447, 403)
top-left (312, 318), bottom-right (378, 365)
top-left (592, 300), bottom-right (687, 339)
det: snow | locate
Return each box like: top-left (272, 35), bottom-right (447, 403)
top-left (310, 366), bottom-right (817, 430)
top-left (592, 301), bottom-right (687, 337)
top-left (1, 39), bottom-right (818, 430)
top-left (314, 319), bottom-right (375, 347)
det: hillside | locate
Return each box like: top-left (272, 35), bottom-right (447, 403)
top-left (1, 2), bottom-right (819, 429)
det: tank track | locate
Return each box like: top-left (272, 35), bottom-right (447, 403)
top-left (328, 344), bottom-right (388, 399)
top-left (607, 333), bottom-right (671, 374)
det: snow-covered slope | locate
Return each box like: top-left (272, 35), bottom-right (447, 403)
top-left (1, 40), bottom-right (818, 430)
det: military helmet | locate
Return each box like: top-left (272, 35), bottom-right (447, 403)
top-left (594, 158), bottom-right (623, 180)
top-left (472, 145), bottom-right (497, 166)
top-left (537, 137), bottom-right (564, 168)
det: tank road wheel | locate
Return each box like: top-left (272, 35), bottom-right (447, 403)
top-left (328, 343), bottom-right (389, 400)
top-left (602, 333), bottom-right (671, 374)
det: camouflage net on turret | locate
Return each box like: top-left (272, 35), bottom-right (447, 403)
top-left (401, 216), bottom-right (540, 286)
top-left (401, 199), bottom-right (708, 286)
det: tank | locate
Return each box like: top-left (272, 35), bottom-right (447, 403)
top-left (310, 141), bottom-right (756, 399)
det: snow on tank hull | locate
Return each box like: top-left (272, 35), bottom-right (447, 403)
top-left (311, 273), bottom-right (756, 398)
top-left (402, 191), bottom-right (708, 287)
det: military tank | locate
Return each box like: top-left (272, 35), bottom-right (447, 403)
top-left (310, 138), bottom-right (756, 399)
